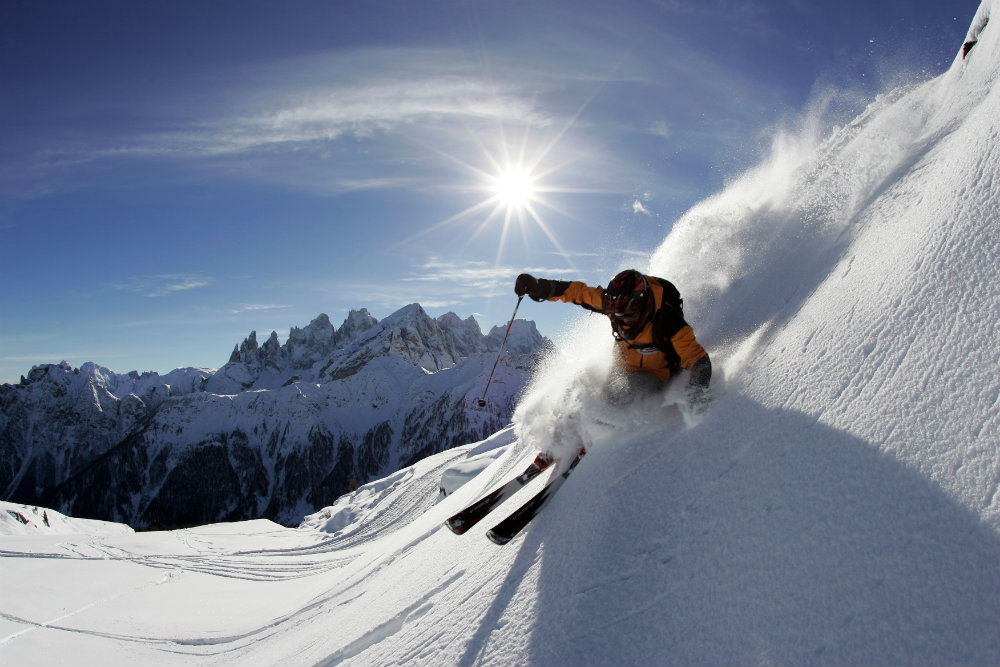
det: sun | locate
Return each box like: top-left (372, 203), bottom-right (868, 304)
top-left (399, 146), bottom-right (574, 268)
top-left (395, 130), bottom-right (582, 271)
top-left (491, 166), bottom-right (537, 211)
top-left (393, 69), bottom-right (613, 274)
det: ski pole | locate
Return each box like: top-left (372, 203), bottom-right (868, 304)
top-left (477, 295), bottom-right (524, 408)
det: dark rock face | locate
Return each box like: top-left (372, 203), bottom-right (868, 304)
top-left (1, 306), bottom-right (548, 528)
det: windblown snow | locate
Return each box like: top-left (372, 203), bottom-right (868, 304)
top-left (2, 3), bottom-right (999, 665)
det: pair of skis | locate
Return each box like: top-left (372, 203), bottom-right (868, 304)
top-left (445, 448), bottom-right (586, 545)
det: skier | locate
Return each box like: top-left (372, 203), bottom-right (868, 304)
top-left (515, 269), bottom-right (712, 402)
top-left (448, 268), bottom-right (712, 543)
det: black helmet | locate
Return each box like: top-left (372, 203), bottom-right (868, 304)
top-left (603, 269), bottom-right (653, 328)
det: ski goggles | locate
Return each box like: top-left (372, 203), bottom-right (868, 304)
top-left (609, 303), bottom-right (643, 325)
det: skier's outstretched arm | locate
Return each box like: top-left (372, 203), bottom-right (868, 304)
top-left (515, 274), bottom-right (604, 312)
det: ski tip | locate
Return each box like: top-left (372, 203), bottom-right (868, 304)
top-left (445, 519), bottom-right (469, 535)
top-left (485, 530), bottom-right (512, 546)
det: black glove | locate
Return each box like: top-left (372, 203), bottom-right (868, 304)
top-left (515, 273), bottom-right (537, 297)
top-left (515, 273), bottom-right (570, 301)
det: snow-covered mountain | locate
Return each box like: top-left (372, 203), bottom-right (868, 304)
top-left (1, 3), bottom-right (999, 666)
top-left (0, 304), bottom-right (548, 528)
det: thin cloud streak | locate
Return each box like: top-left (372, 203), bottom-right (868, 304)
top-left (122, 78), bottom-right (548, 159)
top-left (228, 304), bottom-right (292, 315)
top-left (321, 260), bottom-right (577, 316)
top-left (404, 259), bottom-right (575, 287)
top-left (111, 274), bottom-right (214, 298)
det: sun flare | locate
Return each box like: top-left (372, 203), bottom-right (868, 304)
top-left (492, 166), bottom-right (537, 211)
top-left (397, 127), bottom-right (585, 273)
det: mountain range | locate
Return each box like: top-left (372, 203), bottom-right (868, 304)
top-left (0, 303), bottom-right (548, 528)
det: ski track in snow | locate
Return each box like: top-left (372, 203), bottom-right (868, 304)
top-left (0, 445), bottom-right (488, 664)
top-left (314, 570), bottom-right (465, 666)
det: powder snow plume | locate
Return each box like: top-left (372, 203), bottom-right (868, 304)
top-left (512, 308), bottom-right (706, 464)
top-left (649, 6), bottom-right (996, 361)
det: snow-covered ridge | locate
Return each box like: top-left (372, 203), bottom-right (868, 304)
top-left (0, 304), bottom-right (549, 529)
top-left (207, 304), bottom-right (544, 392)
top-left (0, 501), bottom-right (133, 536)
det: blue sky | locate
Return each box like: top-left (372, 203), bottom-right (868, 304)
top-left (0, 0), bottom-right (980, 383)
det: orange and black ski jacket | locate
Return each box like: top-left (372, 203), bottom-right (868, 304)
top-left (546, 275), bottom-right (708, 382)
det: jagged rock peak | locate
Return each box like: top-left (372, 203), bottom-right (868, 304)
top-left (230, 331), bottom-right (258, 365)
top-left (287, 315), bottom-right (335, 369)
top-left (435, 312), bottom-right (486, 357)
top-left (486, 319), bottom-right (547, 356)
top-left (242, 331), bottom-right (259, 352)
top-left (228, 330), bottom-right (285, 372)
top-left (263, 330), bottom-right (281, 349)
top-left (378, 303), bottom-right (429, 327)
top-left (289, 314), bottom-right (333, 343)
top-left (208, 303), bottom-right (550, 390)
top-left (23, 361), bottom-right (73, 385)
top-left (368, 303), bottom-right (499, 373)
top-left (282, 310), bottom-right (378, 370)
top-left (336, 309), bottom-right (379, 345)
top-left (435, 311), bottom-right (480, 331)
top-left (261, 331), bottom-right (283, 361)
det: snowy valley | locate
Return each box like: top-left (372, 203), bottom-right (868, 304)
top-left (2, 2), bottom-right (1000, 665)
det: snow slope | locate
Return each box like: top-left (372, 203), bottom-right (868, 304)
top-left (1, 3), bottom-right (999, 665)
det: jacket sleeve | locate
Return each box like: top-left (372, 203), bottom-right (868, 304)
top-left (670, 326), bottom-right (708, 369)
top-left (549, 281), bottom-right (605, 313)
top-left (651, 302), bottom-right (708, 369)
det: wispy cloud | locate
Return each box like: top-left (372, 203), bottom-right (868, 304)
top-left (131, 75), bottom-right (548, 160)
top-left (324, 259), bottom-right (578, 314)
top-left (404, 259), bottom-right (576, 290)
top-left (112, 274), bottom-right (214, 297)
top-left (620, 248), bottom-right (654, 259)
top-left (649, 120), bottom-right (672, 140)
top-left (228, 303), bottom-right (292, 315)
